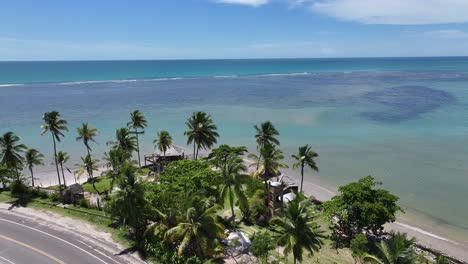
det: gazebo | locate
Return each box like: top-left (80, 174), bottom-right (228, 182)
top-left (143, 144), bottom-right (186, 173)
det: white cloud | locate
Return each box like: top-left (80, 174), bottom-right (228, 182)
top-left (309, 0), bottom-right (468, 25)
top-left (423, 29), bottom-right (468, 39)
top-left (216, 0), bottom-right (269, 7)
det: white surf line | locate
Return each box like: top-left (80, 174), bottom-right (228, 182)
top-left (0, 218), bottom-right (110, 264)
top-left (0, 256), bottom-right (15, 264)
top-left (394, 222), bottom-right (459, 244)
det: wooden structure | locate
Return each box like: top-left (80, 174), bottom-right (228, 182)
top-left (267, 175), bottom-right (299, 216)
top-left (143, 144), bottom-right (186, 173)
top-left (62, 183), bottom-right (84, 204)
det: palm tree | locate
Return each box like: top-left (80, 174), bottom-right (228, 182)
top-left (76, 123), bottom-right (98, 156)
top-left (165, 203), bottom-right (225, 257)
top-left (219, 157), bottom-right (249, 219)
top-left (41, 111), bottom-right (68, 193)
top-left (56, 151), bottom-right (70, 184)
top-left (107, 128), bottom-right (137, 154)
top-left (154, 130), bottom-right (173, 157)
top-left (254, 121), bottom-right (280, 169)
top-left (292, 145), bottom-right (319, 193)
top-left (127, 110), bottom-right (147, 167)
top-left (102, 147), bottom-right (131, 190)
top-left (364, 232), bottom-right (417, 264)
top-left (249, 143), bottom-right (288, 183)
top-left (75, 154), bottom-right (100, 193)
top-left (270, 194), bottom-right (325, 264)
top-left (25, 148), bottom-right (44, 187)
top-left (0, 132), bottom-right (27, 180)
top-left (184, 111), bottom-right (219, 160)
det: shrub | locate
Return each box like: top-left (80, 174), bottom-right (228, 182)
top-left (248, 190), bottom-right (268, 226)
top-left (38, 190), bottom-right (49, 199)
top-left (350, 234), bottom-right (369, 263)
top-left (78, 198), bottom-right (90, 208)
top-left (49, 192), bottom-right (60, 202)
top-left (10, 180), bottom-right (29, 197)
top-left (250, 231), bottom-right (274, 263)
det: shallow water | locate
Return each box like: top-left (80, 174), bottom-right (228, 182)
top-left (1, 59), bottom-right (468, 243)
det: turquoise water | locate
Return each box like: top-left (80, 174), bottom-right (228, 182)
top-left (1, 58), bottom-right (468, 243)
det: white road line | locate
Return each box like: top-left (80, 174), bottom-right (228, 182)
top-left (0, 217), bottom-right (110, 264)
top-left (94, 249), bottom-right (120, 263)
top-left (0, 255), bottom-right (15, 264)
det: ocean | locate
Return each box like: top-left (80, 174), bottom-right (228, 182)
top-left (1, 57), bottom-right (468, 244)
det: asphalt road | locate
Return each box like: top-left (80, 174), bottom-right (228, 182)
top-left (0, 209), bottom-right (145, 264)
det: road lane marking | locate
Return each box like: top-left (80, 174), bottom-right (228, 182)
top-left (0, 234), bottom-right (64, 264)
top-left (0, 217), bottom-right (110, 264)
top-left (0, 255), bottom-right (15, 264)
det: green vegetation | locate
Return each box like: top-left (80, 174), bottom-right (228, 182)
top-left (0, 110), bottom-right (452, 263)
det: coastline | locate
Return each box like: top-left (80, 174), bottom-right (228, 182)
top-left (31, 161), bottom-right (468, 262)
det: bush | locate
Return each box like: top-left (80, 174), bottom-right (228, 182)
top-left (10, 180), bottom-right (29, 197)
top-left (78, 198), bottom-right (90, 208)
top-left (350, 234), bottom-right (369, 262)
top-left (250, 231), bottom-right (274, 263)
top-left (38, 190), bottom-right (49, 199)
top-left (247, 190), bottom-right (268, 226)
top-left (49, 192), bottom-right (60, 202)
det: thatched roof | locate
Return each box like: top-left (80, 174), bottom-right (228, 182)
top-left (154, 144), bottom-right (186, 157)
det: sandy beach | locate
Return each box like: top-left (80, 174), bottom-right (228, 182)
top-left (29, 161), bottom-right (468, 262)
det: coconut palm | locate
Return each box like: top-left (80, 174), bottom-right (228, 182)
top-left (292, 145), bottom-right (319, 193)
top-left (254, 121), bottom-right (280, 169)
top-left (56, 151), bottom-right (70, 184)
top-left (127, 110), bottom-right (147, 167)
top-left (154, 130), bottom-right (173, 157)
top-left (270, 194), bottom-right (325, 264)
top-left (107, 128), bottom-right (137, 155)
top-left (74, 154), bottom-right (100, 193)
top-left (41, 111), bottom-right (68, 193)
top-left (25, 148), bottom-right (44, 187)
top-left (364, 232), bottom-right (417, 264)
top-left (102, 147), bottom-right (131, 190)
top-left (184, 111), bottom-right (219, 160)
top-left (219, 157), bottom-right (249, 219)
top-left (249, 143), bottom-right (288, 183)
top-left (76, 123), bottom-right (98, 156)
top-left (165, 203), bottom-right (225, 257)
top-left (0, 132), bottom-right (27, 180)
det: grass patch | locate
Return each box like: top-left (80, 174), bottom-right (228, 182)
top-left (82, 176), bottom-right (113, 194)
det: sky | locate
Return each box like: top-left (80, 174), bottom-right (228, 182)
top-left (1, 0), bottom-right (468, 60)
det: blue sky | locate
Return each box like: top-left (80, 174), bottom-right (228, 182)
top-left (1, 0), bottom-right (468, 60)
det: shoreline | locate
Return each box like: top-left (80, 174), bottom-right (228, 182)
top-left (31, 161), bottom-right (468, 262)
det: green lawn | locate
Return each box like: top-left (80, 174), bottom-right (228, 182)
top-left (81, 176), bottom-right (113, 194)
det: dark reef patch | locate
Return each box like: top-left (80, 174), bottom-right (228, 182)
top-left (361, 85), bottom-right (456, 122)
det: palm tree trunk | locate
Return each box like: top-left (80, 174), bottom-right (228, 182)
top-left (300, 162), bottom-right (304, 193)
top-left (15, 166), bottom-right (20, 181)
top-left (193, 144), bottom-right (196, 160)
top-left (52, 135), bottom-right (62, 196)
top-left (60, 163), bottom-right (66, 186)
top-left (30, 167), bottom-right (34, 187)
top-left (294, 256), bottom-right (297, 264)
top-left (195, 145), bottom-right (199, 160)
top-left (135, 130), bottom-right (141, 167)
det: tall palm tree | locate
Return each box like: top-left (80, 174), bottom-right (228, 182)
top-left (107, 128), bottom-right (137, 154)
top-left (254, 121), bottom-right (280, 169)
top-left (249, 143), bottom-right (288, 183)
top-left (75, 154), bottom-right (100, 193)
top-left (102, 147), bottom-right (131, 190)
top-left (154, 130), bottom-right (173, 157)
top-left (127, 110), bottom-right (147, 167)
top-left (25, 148), bottom-right (44, 187)
top-left (219, 157), bottom-right (249, 219)
top-left (165, 203), bottom-right (225, 257)
top-left (364, 232), bottom-right (417, 264)
top-left (0, 132), bottom-right (27, 180)
top-left (270, 194), bottom-right (325, 264)
top-left (184, 111), bottom-right (219, 160)
top-left (41, 111), bottom-right (68, 193)
top-left (76, 123), bottom-right (98, 156)
top-left (56, 151), bottom-right (70, 184)
top-left (292, 145), bottom-right (319, 193)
